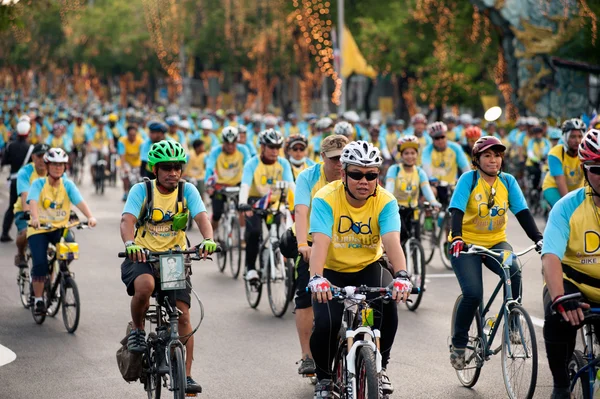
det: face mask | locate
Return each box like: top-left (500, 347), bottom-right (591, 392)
top-left (289, 157), bottom-right (306, 166)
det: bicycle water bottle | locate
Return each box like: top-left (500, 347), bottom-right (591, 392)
top-left (483, 314), bottom-right (497, 336)
top-left (594, 369), bottom-right (600, 398)
top-left (437, 211), bottom-right (445, 228)
top-left (424, 213), bottom-right (433, 232)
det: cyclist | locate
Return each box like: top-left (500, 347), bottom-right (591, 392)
top-left (68, 112), bottom-right (88, 163)
top-left (284, 134), bottom-right (348, 376)
top-left (27, 148), bottom-right (97, 315)
top-left (238, 129), bottom-right (295, 282)
top-left (199, 118), bottom-right (220, 151)
top-left (120, 140), bottom-right (216, 395)
top-left (107, 113), bottom-right (124, 148)
top-left (308, 140), bottom-right (412, 397)
top-left (525, 124), bottom-right (551, 192)
top-left (409, 113), bottom-right (432, 165)
top-left (204, 126), bottom-right (250, 231)
top-left (462, 125), bottom-right (482, 163)
top-left (385, 136), bottom-right (440, 242)
top-left (13, 143), bottom-right (49, 268)
top-left (421, 121), bottom-right (470, 205)
top-left (383, 117), bottom-right (401, 159)
top-left (285, 134), bottom-right (315, 180)
top-left (541, 128), bottom-right (600, 399)
top-left (87, 116), bottom-right (112, 182)
top-left (237, 125), bottom-right (256, 157)
top-left (118, 125), bottom-right (144, 201)
top-left (542, 118), bottom-right (585, 208)
top-left (140, 121), bottom-right (168, 179)
top-left (447, 136), bottom-right (543, 369)
top-left (47, 121), bottom-right (72, 153)
top-left (182, 139), bottom-right (207, 199)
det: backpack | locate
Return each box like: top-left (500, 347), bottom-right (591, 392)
top-left (469, 170), bottom-right (511, 193)
top-left (135, 177), bottom-right (187, 237)
top-left (115, 322), bottom-right (143, 382)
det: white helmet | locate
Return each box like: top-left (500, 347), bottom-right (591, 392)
top-left (342, 110), bottom-right (360, 123)
top-left (259, 128), bottom-right (284, 146)
top-left (561, 118), bottom-right (587, 151)
top-left (263, 115), bottom-right (278, 127)
top-left (16, 121), bottom-right (31, 136)
top-left (316, 117), bottom-right (333, 130)
top-left (340, 141), bottom-right (383, 168)
top-left (200, 119), bottom-right (213, 130)
top-left (18, 114), bottom-right (31, 123)
top-left (333, 121), bottom-right (354, 137)
top-left (221, 126), bottom-right (239, 143)
top-left (459, 114), bottom-right (472, 125)
top-left (44, 147), bottom-right (69, 163)
top-left (178, 120), bottom-right (191, 130)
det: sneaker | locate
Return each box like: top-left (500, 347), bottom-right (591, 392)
top-left (0, 234), bottom-right (13, 243)
top-left (449, 346), bottom-right (466, 370)
top-left (314, 379), bottom-right (333, 398)
top-left (245, 269), bottom-right (259, 282)
top-left (381, 368), bottom-right (394, 394)
top-left (14, 254), bottom-right (27, 268)
top-left (297, 356), bottom-right (316, 375)
top-left (127, 329), bottom-right (147, 353)
top-left (550, 387), bottom-right (571, 399)
top-left (185, 376), bottom-right (202, 394)
top-left (34, 300), bottom-right (46, 315)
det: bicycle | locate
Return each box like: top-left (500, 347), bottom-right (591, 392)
top-left (419, 193), bottom-right (453, 270)
top-left (399, 206), bottom-right (426, 311)
top-left (70, 145), bottom-right (85, 185)
top-left (213, 185), bottom-right (242, 279)
top-left (328, 285), bottom-right (420, 399)
top-left (243, 185), bottom-right (295, 317)
top-left (28, 220), bottom-right (89, 333)
top-left (108, 151), bottom-right (119, 187)
top-left (93, 156), bottom-right (107, 195)
top-left (117, 246), bottom-right (220, 399)
top-left (450, 244), bottom-right (538, 399)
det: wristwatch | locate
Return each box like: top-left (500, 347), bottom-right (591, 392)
top-left (395, 270), bottom-right (410, 279)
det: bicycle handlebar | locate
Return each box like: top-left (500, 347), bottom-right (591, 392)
top-left (461, 244), bottom-right (536, 258)
top-left (30, 221), bottom-right (89, 231)
top-left (117, 246), bottom-right (222, 258)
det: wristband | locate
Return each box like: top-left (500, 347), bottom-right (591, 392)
top-left (298, 242), bottom-right (309, 248)
top-left (124, 240), bottom-right (135, 248)
top-left (395, 270), bottom-right (410, 279)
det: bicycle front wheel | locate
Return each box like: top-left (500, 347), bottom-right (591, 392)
top-left (61, 276), bottom-right (81, 333)
top-left (405, 239), bottom-right (426, 311)
top-left (568, 349), bottom-right (589, 399)
top-left (437, 216), bottom-right (452, 270)
top-left (216, 221), bottom-right (227, 273)
top-left (170, 346), bottom-right (186, 399)
top-left (419, 214), bottom-right (436, 266)
top-left (267, 248), bottom-right (291, 317)
top-left (47, 262), bottom-right (62, 317)
top-left (450, 294), bottom-right (483, 388)
top-left (356, 346), bottom-right (380, 399)
top-left (228, 216), bottom-right (242, 279)
top-left (501, 305), bottom-right (538, 399)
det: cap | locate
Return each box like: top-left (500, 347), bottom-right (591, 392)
top-left (321, 135), bottom-right (349, 157)
top-left (33, 143), bottom-right (50, 155)
top-left (17, 121), bottom-right (31, 136)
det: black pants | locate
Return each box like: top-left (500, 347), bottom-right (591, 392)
top-left (244, 197), bottom-right (281, 271)
top-left (2, 179), bottom-right (17, 236)
top-left (543, 279), bottom-right (600, 390)
top-left (527, 165), bottom-right (541, 190)
top-left (310, 261), bottom-right (398, 380)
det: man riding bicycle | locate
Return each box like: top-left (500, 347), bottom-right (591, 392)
top-left (120, 140), bottom-right (216, 395)
top-left (307, 140), bottom-right (412, 398)
top-left (542, 118), bottom-right (585, 208)
top-left (541, 128), bottom-right (600, 399)
top-left (118, 125), bottom-right (144, 201)
top-left (27, 148), bottom-right (97, 315)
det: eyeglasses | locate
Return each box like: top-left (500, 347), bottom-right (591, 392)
top-left (266, 144), bottom-right (282, 150)
top-left (291, 146), bottom-right (306, 152)
top-left (327, 156), bottom-right (341, 163)
top-left (346, 171), bottom-right (379, 181)
top-left (433, 136), bottom-right (446, 140)
top-left (584, 164), bottom-right (600, 176)
top-left (158, 163), bottom-right (183, 172)
top-left (487, 187), bottom-right (496, 208)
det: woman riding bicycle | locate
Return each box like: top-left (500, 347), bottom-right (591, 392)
top-left (385, 135), bottom-right (440, 243)
top-left (26, 148), bottom-right (97, 316)
top-left (447, 136), bottom-right (543, 369)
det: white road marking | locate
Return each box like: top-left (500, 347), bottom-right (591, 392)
top-left (530, 315), bottom-right (545, 328)
top-left (426, 273), bottom-right (456, 279)
top-left (0, 344), bottom-right (16, 367)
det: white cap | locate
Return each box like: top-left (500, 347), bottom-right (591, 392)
top-left (18, 115), bottom-right (31, 123)
top-left (178, 120), bottom-right (191, 130)
top-left (200, 119), bottom-right (213, 130)
top-left (342, 110), bottom-right (360, 123)
top-left (17, 121), bottom-right (31, 136)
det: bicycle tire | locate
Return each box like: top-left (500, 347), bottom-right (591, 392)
top-left (18, 266), bottom-right (31, 309)
top-left (61, 276), bottom-right (81, 333)
top-left (267, 248), bottom-right (291, 317)
top-left (356, 346), bottom-right (380, 399)
top-left (171, 346), bottom-right (186, 399)
top-left (47, 262), bottom-right (62, 317)
top-left (419, 212), bottom-right (436, 265)
top-left (405, 239), bottom-right (426, 311)
top-left (216, 221), bottom-right (227, 273)
top-left (31, 279), bottom-right (51, 325)
top-left (438, 215), bottom-right (452, 270)
top-left (501, 305), bottom-right (538, 399)
top-left (568, 349), bottom-right (589, 399)
top-left (332, 340), bottom-right (348, 398)
top-left (450, 294), bottom-right (483, 388)
top-left (285, 257), bottom-right (296, 304)
top-left (244, 248), bottom-right (264, 308)
top-left (228, 216), bottom-right (242, 279)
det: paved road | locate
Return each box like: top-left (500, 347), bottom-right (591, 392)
top-left (0, 171), bottom-right (556, 398)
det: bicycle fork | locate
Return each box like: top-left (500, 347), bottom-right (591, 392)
top-left (344, 327), bottom-right (383, 399)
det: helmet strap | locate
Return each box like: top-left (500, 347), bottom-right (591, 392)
top-left (343, 167), bottom-right (378, 201)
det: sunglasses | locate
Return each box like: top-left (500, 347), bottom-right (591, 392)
top-left (266, 144), bottom-right (282, 150)
top-left (433, 136), bottom-right (446, 140)
top-left (487, 187), bottom-right (496, 208)
top-left (584, 164), bottom-right (600, 176)
top-left (291, 146), bottom-right (306, 152)
top-left (158, 163), bottom-right (183, 172)
top-left (327, 155), bottom-right (341, 163)
top-left (347, 171), bottom-right (379, 181)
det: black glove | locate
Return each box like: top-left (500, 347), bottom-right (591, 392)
top-left (551, 293), bottom-right (583, 314)
top-left (238, 203), bottom-right (252, 212)
top-left (535, 239), bottom-right (543, 254)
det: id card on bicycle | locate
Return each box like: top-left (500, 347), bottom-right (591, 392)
top-left (159, 254), bottom-right (186, 290)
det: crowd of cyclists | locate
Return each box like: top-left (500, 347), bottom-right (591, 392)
top-left (2, 92), bottom-right (600, 399)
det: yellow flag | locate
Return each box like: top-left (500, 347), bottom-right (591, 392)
top-left (342, 27), bottom-right (377, 79)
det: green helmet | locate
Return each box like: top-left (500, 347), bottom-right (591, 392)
top-left (147, 140), bottom-right (187, 167)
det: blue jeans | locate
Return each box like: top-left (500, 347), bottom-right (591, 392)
top-left (28, 230), bottom-right (74, 281)
top-left (451, 241), bottom-right (521, 348)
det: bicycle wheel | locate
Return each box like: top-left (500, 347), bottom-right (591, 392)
top-left (568, 349), bottom-right (589, 399)
top-left (61, 276), bottom-right (81, 333)
top-left (170, 346), bottom-right (186, 399)
top-left (356, 346), bottom-right (380, 399)
top-left (228, 216), bottom-right (242, 279)
top-left (450, 294), bottom-right (483, 387)
top-left (216, 220), bottom-right (227, 273)
top-left (31, 280), bottom-right (51, 325)
top-left (405, 239), bottom-right (426, 311)
top-left (267, 247), bottom-right (290, 317)
top-left (17, 266), bottom-right (31, 309)
top-left (438, 216), bottom-right (452, 270)
top-left (419, 213), bottom-right (437, 266)
top-left (47, 262), bottom-right (62, 317)
top-left (501, 305), bottom-right (538, 399)
top-left (244, 249), bottom-right (263, 309)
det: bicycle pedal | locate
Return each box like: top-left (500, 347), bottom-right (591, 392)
top-left (185, 394), bottom-right (198, 398)
top-left (302, 373), bottom-right (316, 378)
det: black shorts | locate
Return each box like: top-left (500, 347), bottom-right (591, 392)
top-left (121, 258), bottom-right (192, 307)
top-left (211, 193), bottom-right (225, 222)
top-left (295, 247), bottom-right (312, 310)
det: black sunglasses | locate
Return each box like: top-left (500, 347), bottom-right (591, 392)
top-left (433, 136), bottom-right (446, 140)
top-left (347, 171), bottom-right (379, 181)
top-left (584, 164), bottom-right (600, 176)
top-left (158, 163), bottom-right (183, 172)
top-left (327, 155), bottom-right (341, 162)
top-left (291, 146), bottom-right (306, 152)
top-left (266, 144), bottom-right (282, 150)
top-left (487, 187), bottom-right (496, 208)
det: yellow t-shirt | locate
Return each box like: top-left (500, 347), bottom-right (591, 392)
top-left (108, 126), bottom-right (121, 140)
top-left (134, 181), bottom-right (188, 252)
top-left (291, 164), bottom-right (330, 242)
top-left (72, 124), bottom-right (87, 146)
top-left (13, 165), bottom-right (40, 213)
top-left (119, 135), bottom-right (144, 168)
top-left (429, 148), bottom-right (460, 184)
top-left (185, 152), bottom-right (206, 180)
top-left (542, 145), bottom-right (583, 192)
top-left (215, 150), bottom-right (245, 186)
top-left (248, 161), bottom-right (285, 198)
top-left (387, 165), bottom-right (427, 208)
top-left (49, 136), bottom-right (67, 150)
top-left (27, 178), bottom-right (76, 237)
top-left (90, 128), bottom-right (110, 150)
top-left (310, 180), bottom-right (400, 273)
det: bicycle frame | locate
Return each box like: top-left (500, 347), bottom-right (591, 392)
top-left (570, 309), bottom-right (600, 396)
